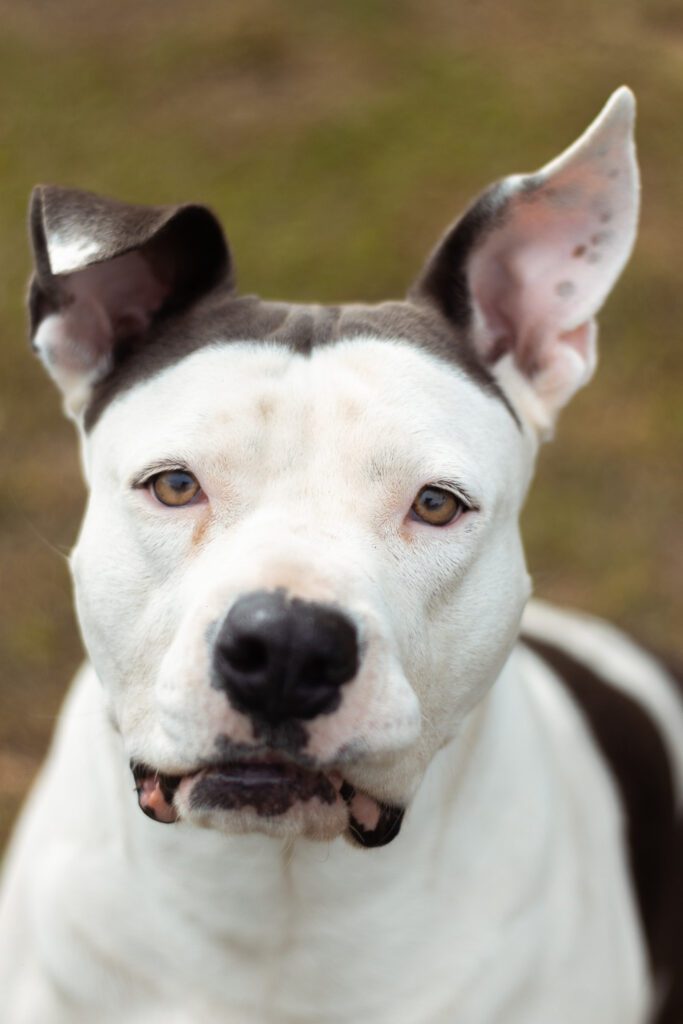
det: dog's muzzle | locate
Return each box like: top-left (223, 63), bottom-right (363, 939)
top-left (131, 591), bottom-right (405, 847)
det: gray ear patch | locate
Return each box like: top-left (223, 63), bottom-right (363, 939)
top-left (29, 185), bottom-right (230, 288)
top-left (28, 185), bottom-right (230, 413)
top-left (409, 181), bottom-right (510, 330)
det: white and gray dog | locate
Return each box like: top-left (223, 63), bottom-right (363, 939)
top-left (0, 87), bottom-right (681, 1023)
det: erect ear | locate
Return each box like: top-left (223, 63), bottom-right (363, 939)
top-left (28, 185), bottom-right (230, 417)
top-left (411, 87), bottom-right (639, 437)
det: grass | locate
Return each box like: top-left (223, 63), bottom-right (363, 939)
top-left (1, 0), bottom-right (681, 850)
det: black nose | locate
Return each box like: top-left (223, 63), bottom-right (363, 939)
top-left (213, 590), bottom-right (360, 724)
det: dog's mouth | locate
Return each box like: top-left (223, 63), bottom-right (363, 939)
top-left (131, 759), bottom-right (404, 848)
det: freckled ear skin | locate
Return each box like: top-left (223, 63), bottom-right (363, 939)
top-left (27, 185), bottom-right (231, 416)
top-left (411, 87), bottom-right (640, 435)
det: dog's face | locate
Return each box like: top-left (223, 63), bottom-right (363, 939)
top-left (74, 334), bottom-right (532, 843)
top-left (29, 89), bottom-right (638, 847)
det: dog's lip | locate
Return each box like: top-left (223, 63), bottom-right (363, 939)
top-left (204, 761), bottom-right (319, 785)
top-left (131, 753), bottom-right (338, 793)
top-left (130, 757), bottom-right (405, 847)
top-left (131, 756), bottom-right (344, 817)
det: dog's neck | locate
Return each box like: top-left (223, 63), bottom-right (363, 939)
top-left (91, 644), bottom-right (559, 1019)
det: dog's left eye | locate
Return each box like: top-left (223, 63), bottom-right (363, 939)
top-left (149, 470), bottom-right (201, 507)
top-left (411, 486), bottom-right (466, 526)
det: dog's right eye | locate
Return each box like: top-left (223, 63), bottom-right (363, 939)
top-left (410, 486), bottom-right (467, 526)
top-left (149, 470), bottom-right (201, 507)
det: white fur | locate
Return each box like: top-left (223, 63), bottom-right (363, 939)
top-left (0, 632), bottom-right (656, 1023)
top-left (0, 335), bottom-right (676, 1022)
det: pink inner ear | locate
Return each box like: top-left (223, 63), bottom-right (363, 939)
top-left (33, 249), bottom-right (171, 397)
top-left (66, 250), bottom-right (169, 343)
top-left (559, 321), bottom-right (594, 361)
top-left (465, 88), bottom-right (638, 411)
top-left (48, 298), bottom-right (113, 375)
top-left (470, 176), bottom-right (625, 376)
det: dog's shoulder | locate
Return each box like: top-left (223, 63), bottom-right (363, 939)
top-left (520, 600), bottom-right (683, 799)
top-left (521, 599), bottom-right (683, 1023)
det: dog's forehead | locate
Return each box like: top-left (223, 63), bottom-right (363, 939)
top-left (87, 336), bottom-right (520, 489)
top-left (83, 292), bottom-right (517, 431)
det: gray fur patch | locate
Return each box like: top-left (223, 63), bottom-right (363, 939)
top-left (83, 291), bottom-right (521, 430)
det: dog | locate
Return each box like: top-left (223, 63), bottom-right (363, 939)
top-left (0, 86), bottom-right (681, 1023)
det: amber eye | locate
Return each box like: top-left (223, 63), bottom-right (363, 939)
top-left (411, 486), bottom-right (465, 526)
top-left (150, 470), bottom-right (201, 507)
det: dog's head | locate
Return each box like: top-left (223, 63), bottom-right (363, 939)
top-left (29, 89), bottom-right (639, 847)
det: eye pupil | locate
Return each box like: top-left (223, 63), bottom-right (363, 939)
top-left (168, 472), bottom-right (193, 493)
top-left (151, 470), bottom-right (201, 507)
top-left (422, 489), bottom-right (446, 510)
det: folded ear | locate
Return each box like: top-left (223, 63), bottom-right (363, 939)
top-left (411, 87), bottom-right (640, 437)
top-left (28, 185), bottom-right (230, 416)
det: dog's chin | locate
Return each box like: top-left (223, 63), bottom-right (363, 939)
top-left (131, 760), bottom-right (405, 848)
top-left (178, 784), bottom-right (350, 843)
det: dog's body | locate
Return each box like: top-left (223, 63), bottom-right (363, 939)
top-left (2, 610), bottom-right (682, 1024)
top-left (1, 88), bottom-right (681, 1023)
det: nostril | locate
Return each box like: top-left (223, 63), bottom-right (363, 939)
top-left (298, 648), bottom-right (357, 688)
top-left (221, 636), bottom-right (270, 675)
top-left (297, 654), bottom-right (327, 686)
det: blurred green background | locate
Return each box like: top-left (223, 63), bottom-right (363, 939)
top-left (1, 0), bottom-right (681, 851)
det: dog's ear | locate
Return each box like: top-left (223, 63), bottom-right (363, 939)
top-left (28, 186), bottom-right (230, 416)
top-left (411, 87), bottom-right (639, 437)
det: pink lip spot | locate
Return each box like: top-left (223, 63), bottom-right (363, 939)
top-left (136, 776), bottom-right (179, 824)
top-left (347, 790), bottom-right (382, 832)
